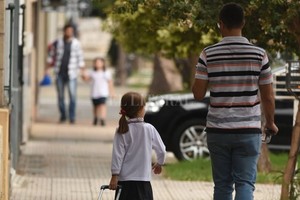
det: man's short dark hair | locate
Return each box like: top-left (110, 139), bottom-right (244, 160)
top-left (63, 24), bottom-right (74, 31)
top-left (219, 3), bottom-right (244, 29)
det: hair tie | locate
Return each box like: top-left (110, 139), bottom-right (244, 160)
top-left (119, 109), bottom-right (126, 116)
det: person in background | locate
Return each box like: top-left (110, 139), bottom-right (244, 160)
top-left (192, 3), bottom-right (278, 200)
top-left (83, 57), bottom-right (115, 126)
top-left (109, 92), bottom-right (166, 200)
top-left (46, 24), bottom-right (85, 124)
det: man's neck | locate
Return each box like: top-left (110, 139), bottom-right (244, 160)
top-left (63, 36), bottom-right (72, 42)
top-left (222, 29), bottom-right (242, 37)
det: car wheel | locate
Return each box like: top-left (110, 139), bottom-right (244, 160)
top-left (172, 120), bottom-right (209, 161)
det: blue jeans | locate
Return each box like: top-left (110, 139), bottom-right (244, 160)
top-left (56, 75), bottom-right (77, 121)
top-left (207, 133), bottom-right (261, 200)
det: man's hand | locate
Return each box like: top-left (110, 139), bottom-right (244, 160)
top-left (80, 68), bottom-right (89, 81)
top-left (264, 123), bottom-right (279, 136)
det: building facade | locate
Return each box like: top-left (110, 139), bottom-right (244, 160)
top-left (0, 1), bottom-right (65, 199)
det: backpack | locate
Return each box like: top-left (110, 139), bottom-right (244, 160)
top-left (47, 40), bottom-right (58, 67)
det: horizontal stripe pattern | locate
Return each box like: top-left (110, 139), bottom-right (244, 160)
top-left (210, 101), bottom-right (260, 108)
top-left (195, 36), bottom-right (272, 130)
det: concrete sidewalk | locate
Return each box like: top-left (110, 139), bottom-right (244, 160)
top-left (10, 83), bottom-right (281, 199)
top-left (11, 123), bottom-right (281, 200)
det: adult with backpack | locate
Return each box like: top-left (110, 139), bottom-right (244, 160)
top-left (45, 24), bottom-right (85, 124)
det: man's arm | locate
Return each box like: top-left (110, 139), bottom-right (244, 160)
top-left (192, 79), bottom-right (208, 101)
top-left (80, 67), bottom-right (89, 81)
top-left (259, 83), bottom-right (278, 134)
top-left (108, 79), bottom-right (115, 98)
top-left (75, 41), bottom-right (86, 80)
top-left (76, 41), bottom-right (85, 69)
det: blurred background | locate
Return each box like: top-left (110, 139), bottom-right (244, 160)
top-left (1, 0), bottom-right (300, 199)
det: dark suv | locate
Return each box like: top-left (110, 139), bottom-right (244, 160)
top-left (144, 93), bottom-right (294, 161)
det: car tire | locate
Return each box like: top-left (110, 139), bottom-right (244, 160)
top-left (172, 120), bottom-right (209, 161)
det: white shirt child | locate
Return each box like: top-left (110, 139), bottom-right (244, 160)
top-left (89, 70), bottom-right (111, 99)
top-left (111, 118), bottom-right (166, 181)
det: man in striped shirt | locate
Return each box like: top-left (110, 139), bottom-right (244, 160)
top-left (192, 3), bottom-right (278, 200)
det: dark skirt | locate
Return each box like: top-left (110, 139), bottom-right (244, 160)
top-left (91, 97), bottom-right (107, 106)
top-left (116, 181), bottom-right (153, 200)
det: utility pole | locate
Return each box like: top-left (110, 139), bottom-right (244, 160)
top-left (0, 0), bottom-right (5, 107)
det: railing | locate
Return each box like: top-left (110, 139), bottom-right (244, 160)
top-left (273, 61), bottom-right (300, 100)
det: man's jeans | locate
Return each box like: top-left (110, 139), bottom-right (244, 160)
top-left (56, 75), bottom-right (77, 122)
top-left (207, 133), bottom-right (261, 200)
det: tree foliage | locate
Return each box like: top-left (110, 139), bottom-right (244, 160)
top-left (91, 0), bottom-right (116, 18)
top-left (106, 0), bottom-right (220, 58)
top-left (245, 0), bottom-right (300, 58)
top-left (105, 0), bottom-right (300, 58)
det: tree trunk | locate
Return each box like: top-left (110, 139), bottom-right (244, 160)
top-left (148, 54), bottom-right (183, 95)
top-left (131, 54), bottom-right (140, 72)
top-left (257, 144), bottom-right (272, 173)
top-left (174, 54), bottom-right (198, 90)
top-left (175, 58), bottom-right (190, 89)
top-left (257, 100), bottom-right (273, 173)
top-left (114, 45), bottom-right (127, 86)
top-left (290, 19), bottom-right (300, 42)
top-left (287, 15), bottom-right (300, 57)
top-left (280, 102), bottom-right (300, 200)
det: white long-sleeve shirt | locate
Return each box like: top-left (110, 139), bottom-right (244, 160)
top-left (111, 118), bottom-right (166, 181)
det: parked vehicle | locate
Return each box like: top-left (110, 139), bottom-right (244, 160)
top-left (145, 66), bottom-right (296, 161)
top-left (145, 93), bottom-right (210, 161)
top-left (145, 93), bottom-right (294, 161)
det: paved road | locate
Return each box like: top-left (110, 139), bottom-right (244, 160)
top-left (10, 82), bottom-right (281, 199)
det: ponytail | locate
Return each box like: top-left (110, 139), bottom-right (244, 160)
top-left (117, 109), bottom-right (128, 134)
top-left (117, 92), bottom-right (145, 134)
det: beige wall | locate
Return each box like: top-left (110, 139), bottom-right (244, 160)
top-left (0, 1), bottom-right (8, 199)
top-left (0, 109), bottom-right (9, 200)
top-left (23, 0), bottom-right (46, 122)
top-left (22, 0), bottom-right (65, 132)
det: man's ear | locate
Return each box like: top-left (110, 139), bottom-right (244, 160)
top-left (241, 20), bottom-right (245, 28)
top-left (219, 21), bottom-right (224, 29)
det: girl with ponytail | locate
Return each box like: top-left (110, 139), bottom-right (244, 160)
top-left (109, 92), bottom-right (166, 200)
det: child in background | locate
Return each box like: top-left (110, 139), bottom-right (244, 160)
top-left (109, 92), bottom-right (166, 200)
top-left (84, 57), bottom-right (114, 126)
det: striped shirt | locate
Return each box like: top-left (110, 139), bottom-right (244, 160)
top-left (195, 36), bottom-right (272, 133)
top-left (47, 38), bottom-right (85, 80)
